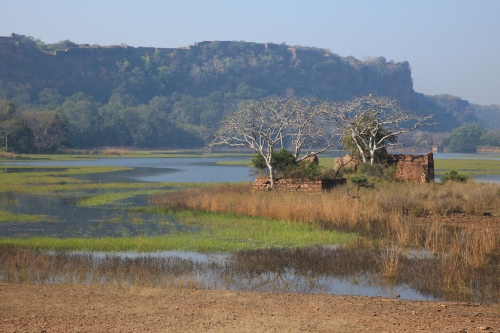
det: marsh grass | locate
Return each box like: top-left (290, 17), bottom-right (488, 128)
top-left (0, 245), bottom-right (209, 288)
top-left (0, 208), bottom-right (358, 252)
top-left (0, 165), bottom-right (209, 194)
top-left (77, 190), bottom-right (166, 207)
top-left (0, 210), bottom-right (54, 223)
top-left (100, 148), bottom-right (130, 156)
top-left (0, 151), bottom-right (17, 159)
top-left (435, 158), bottom-right (500, 174)
top-left (2, 244), bottom-right (496, 302)
top-left (151, 181), bottom-right (500, 299)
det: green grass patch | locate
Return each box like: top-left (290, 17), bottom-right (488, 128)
top-left (0, 210), bottom-right (358, 252)
top-left (77, 189), bottom-right (167, 207)
top-left (0, 210), bottom-right (54, 223)
top-left (434, 159), bottom-right (500, 175)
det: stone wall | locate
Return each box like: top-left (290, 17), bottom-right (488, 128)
top-left (252, 177), bottom-right (346, 192)
top-left (334, 152), bottom-right (435, 183)
top-left (387, 153), bottom-right (434, 183)
top-left (333, 154), bottom-right (359, 172)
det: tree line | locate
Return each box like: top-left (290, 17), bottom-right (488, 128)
top-left (1, 35), bottom-right (499, 153)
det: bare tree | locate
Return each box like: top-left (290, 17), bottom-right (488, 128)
top-left (207, 96), bottom-right (342, 188)
top-left (289, 97), bottom-right (341, 161)
top-left (333, 96), bottom-right (434, 164)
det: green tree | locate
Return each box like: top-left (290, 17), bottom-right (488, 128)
top-left (448, 123), bottom-right (485, 153)
top-left (23, 110), bottom-right (68, 152)
top-left (251, 149), bottom-right (297, 177)
top-left (61, 93), bottom-right (102, 148)
top-left (480, 129), bottom-right (500, 147)
top-left (38, 88), bottom-right (64, 110)
top-left (0, 100), bottom-right (16, 149)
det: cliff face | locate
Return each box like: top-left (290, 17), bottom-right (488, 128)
top-left (0, 36), bottom-right (414, 105)
top-left (2, 35), bottom-right (490, 132)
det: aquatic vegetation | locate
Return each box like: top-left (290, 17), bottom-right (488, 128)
top-left (0, 210), bottom-right (54, 223)
top-left (77, 190), bottom-right (167, 207)
top-left (0, 209), bottom-right (358, 252)
top-left (1, 243), bottom-right (497, 302)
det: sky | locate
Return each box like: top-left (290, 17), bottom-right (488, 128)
top-left (1, 0), bottom-right (499, 105)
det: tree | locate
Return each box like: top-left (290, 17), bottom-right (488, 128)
top-left (0, 100), bottom-right (16, 149)
top-left (448, 123), bottom-right (485, 153)
top-left (61, 93), bottom-right (102, 148)
top-left (207, 96), bottom-right (342, 189)
top-left (23, 110), bottom-right (67, 152)
top-left (481, 129), bottom-right (500, 147)
top-left (334, 96), bottom-right (434, 164)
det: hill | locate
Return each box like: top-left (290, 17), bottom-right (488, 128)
top-left (0, 33), bottom-right (498, 151)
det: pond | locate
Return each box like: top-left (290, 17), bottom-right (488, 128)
top-left (0, 154), bottom-right (498, 303)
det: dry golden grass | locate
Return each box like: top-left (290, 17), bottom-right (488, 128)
top-left (0, 151), bottom-right (17, 159)
top-left (151, 181), bottom-right (500, 288)
top-left (100, 148), bottom-right (130, 156)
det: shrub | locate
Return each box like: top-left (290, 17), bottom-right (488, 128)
top-left (251, 149), bottom-right (297, 177)
top-left (440, 170), bottom-right (469, 183)
top-left (251, 149), bottom-right (324, 180)
top-left (359, 162), bottom-right (384, 180)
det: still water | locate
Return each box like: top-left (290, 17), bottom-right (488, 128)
top-left (1, 156), bottom-right (254, 183)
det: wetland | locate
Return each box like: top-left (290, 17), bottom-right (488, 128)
top-left (0, 152), bottom-right (499, 304)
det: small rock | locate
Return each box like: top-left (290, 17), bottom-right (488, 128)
top-left (479, 327), bottom-right (491, 331)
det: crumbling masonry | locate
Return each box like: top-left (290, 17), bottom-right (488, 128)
top-left (387, 152), bottom-right (434, 183)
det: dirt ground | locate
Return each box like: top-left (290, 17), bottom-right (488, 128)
top-left (1, 283), bottom-right (498, 333)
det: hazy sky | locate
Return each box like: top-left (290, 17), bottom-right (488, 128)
top-left (1, 0), bottom-right (499, 105)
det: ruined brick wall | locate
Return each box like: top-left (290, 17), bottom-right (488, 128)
top-left (388, 153), bottom-right (434, 183)
top-left (252, 177), bottom-right (346, 192)
top-left (333, 154), bottom-right (359, 172)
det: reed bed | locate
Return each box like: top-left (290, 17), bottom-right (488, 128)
top-left (1, 244), bottom-right (497, 302)
top-left (0, 151), bottom-right (17, 159)
top-left (151, 181), bottom-right (500, 299)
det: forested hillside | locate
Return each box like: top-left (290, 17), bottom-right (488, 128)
top-left (0, 33), bottom-right (497, 152)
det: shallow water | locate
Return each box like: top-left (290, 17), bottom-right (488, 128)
top-left (1, 157), bottom-right (254, 183)
top-left (0, 247), bottom-right (443, 302)
top-left (0, 192), bottom-right (192, 238)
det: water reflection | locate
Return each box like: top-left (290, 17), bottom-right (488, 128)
top-left (2, 245), bottom-right (496, 303)
top-left (0, 192), bottom-right (191, 238)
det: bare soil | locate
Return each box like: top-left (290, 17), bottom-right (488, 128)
top-left (1, 283), bottom-right (498, 332)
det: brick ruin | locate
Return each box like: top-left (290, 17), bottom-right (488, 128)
top-left (334, 152), bottom-right (434, 183)
top-left (387, 152), bottom-right (434, 183)
top-left (252, 154), bottom-right (346, 192)
top-left (252, 177), bottom-right (347, 192)
top-left (253, 152), bottom-right (434, 192)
